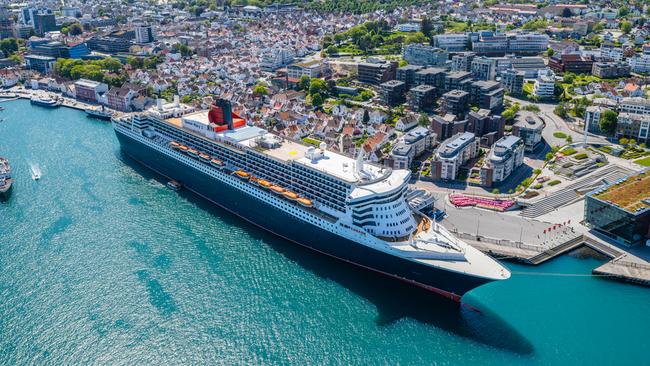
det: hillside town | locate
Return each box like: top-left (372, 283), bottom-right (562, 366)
top-left (0, 0), bottom-right (649, 249)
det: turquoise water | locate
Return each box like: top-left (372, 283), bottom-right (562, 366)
top-left (1, 99), bottom-right (649, 365)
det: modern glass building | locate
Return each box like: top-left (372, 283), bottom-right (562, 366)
top-left (584, 170), bottom-right (650, 246)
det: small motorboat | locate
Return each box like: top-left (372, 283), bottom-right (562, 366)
top-left (167, 180), bottom-right (182, 191)
top-left (30, 163), bottom-right (41, 180)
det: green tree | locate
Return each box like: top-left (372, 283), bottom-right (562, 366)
top-left (545, 152), bottom-right (554, 161)
top-left (298, 75), bottom-right (310, 91)
top-left (69, 23), bottom-right (83, 36)
top-left (620, 21), bottom-right (632, 34)
top-left (418, 114), bottom-right (429, 127)
top-left (554, 103), bottom-right (568, 118)
top-left (252, 82), bottom-right (268, 96)
top-left (308, 78), bottom-right (327, 97)
top-left (311, 92), bottom-right (324, 107)
top-left (0, 38), bottom-right (18, 56)
top-left (545, 47), bottom-right (554, 57)
top-left (599, 109), bottom-right (618, 136)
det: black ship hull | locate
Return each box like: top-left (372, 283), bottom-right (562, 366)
top-left (115, 129), bottom-right (495, 300)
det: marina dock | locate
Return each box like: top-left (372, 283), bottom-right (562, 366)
top-left (453, 229), bottom-right (650, 286)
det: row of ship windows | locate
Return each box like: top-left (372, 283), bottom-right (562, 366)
top-left (158, 140), bottom-right (334, 230)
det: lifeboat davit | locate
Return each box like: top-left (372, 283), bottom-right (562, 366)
top-left (210, 158), bottom-right (224, 168)
top-left (199, 153), bottom-right (210, 162)
top-left (179, 145), bottom-right (189, 152)
top-left (257, 179), bottom-right (271, 188)
top-left (270, 185), bottom-right (285, 194)
top-left (235, 170), bottom-right (250, 179)
top-left (297, 197), bottom-right (313, 207)
top-left (170, 141), bottom-right (180, 149)
top-left (283, 191), bottom-right (299, 200)
top-left (187, 148), bottom-right (199, 157)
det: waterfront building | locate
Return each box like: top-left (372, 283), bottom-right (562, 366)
top-left (512, 112), bottom-right (544, 152)
top-left (432, 132), bottom-right (479, 180)
top-left (585, 170), bottom-right (650, 246)
top-left (389, 126), bottom-right (436, 169)
top-left (403, 44), bottom-right (448, 66)
top-left (481, 135), bottom-right (524, 187)
top-left (74, 79), bottom-right (108, 103)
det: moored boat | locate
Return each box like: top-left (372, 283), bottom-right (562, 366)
top-left (85, 107), bottom-right (113, 121)
top-left (166, 180), bottom-right (182, 191)
top-left (30, 96), bottom-right (59, 108)
top-left (0, 157), bottom-right (12, 196)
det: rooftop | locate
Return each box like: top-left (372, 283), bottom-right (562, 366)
top-left (592, 170), bottom-right (650, 214)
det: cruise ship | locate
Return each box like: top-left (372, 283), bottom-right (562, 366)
top-left (112, 99), bottom-right (510, 300)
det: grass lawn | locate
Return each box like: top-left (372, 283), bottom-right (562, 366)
top-left (553, 131), bottom-right (567, 139)
top-left (635, 156), bottom-right (650, 167)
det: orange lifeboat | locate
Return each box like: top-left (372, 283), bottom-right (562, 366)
top-left (179, 145), bottom-right (189, 152)
top-left (210, 158), bottom-right (224, 168)
top-left (257, 179), bottom-right (271, 188)
top-left (170, 141), bottom-right (180, 149)
top-left (187, 148), bottom-right (198, 157)
top-left (199, 153), bottom-right (210, 162)
top-left (270, 185), bottom-right (285, 194)
top-left (235, 170), bottom-right (250, 180)
top-left (297, 197), bottom-right (313, 207)
top-left (283, 191), bottom-right (298, 200)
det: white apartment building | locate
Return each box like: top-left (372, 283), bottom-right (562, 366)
top-left (620, 97), bottom-right (650, 115)
top-left (286, 60), bottom-right (324, 79)
top-left (434, 132), bottom-right (479, 180)
top-left (482, 135), bottom-right (524, 185)
top-left (628, 54), bottom-right (650, 74)
top-left (260, 48), bottom-right (295, 72)
top-left (533, 68), bottom-right (556, 99)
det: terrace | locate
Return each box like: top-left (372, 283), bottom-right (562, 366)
top-left (593, 170), bottom-right (650, 214)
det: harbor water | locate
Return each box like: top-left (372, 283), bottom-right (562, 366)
top-left (1, 99), bottom-right (649, 365)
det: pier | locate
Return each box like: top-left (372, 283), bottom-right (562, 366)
top-left (453, 229), bottom-right (650, 286)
